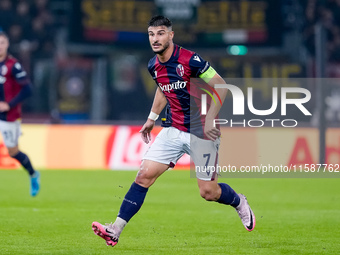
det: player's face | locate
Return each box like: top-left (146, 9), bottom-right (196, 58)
top-left (148, 26), bottom-right (174, 54)
top-left (0, 36), bottom-right (9, 58)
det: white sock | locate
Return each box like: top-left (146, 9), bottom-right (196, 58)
top-left (113, 217), bottom-right (127, 235)
top-left (235, 196), bottom-right (243, 209)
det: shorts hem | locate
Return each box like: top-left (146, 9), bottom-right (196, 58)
top-left (196, 177), bottom-right (215, 181)
top-left (142, 157), bottom-right (173, 167)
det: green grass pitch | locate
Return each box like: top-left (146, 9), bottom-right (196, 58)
top-left (0, 170), bottom-right (339, 255)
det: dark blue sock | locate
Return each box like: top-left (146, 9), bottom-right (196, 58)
top-left (217, 183), bottom-right (240, 208)
top-left (13, 151), bottom-right (35, 176)
top-left (118, 182), bottom-right (149, 222)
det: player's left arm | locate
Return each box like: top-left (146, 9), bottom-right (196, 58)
top-left (189, 53), bottom-right (228, 140)
top-left (0, 62), bottom-right (32, 112)
top-left (200, 69), bottom-right (228, 141)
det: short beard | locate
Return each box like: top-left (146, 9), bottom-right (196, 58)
top-left (153, 41), bottom-right (170, 55)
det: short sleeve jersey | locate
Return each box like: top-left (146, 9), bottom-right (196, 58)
top-left (0, 55), bottom-right (30, 121)
top-left (148, 44), bottom-right (214, 139)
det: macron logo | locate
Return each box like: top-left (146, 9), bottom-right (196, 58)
top-left (193, 55), bottom-right (201, 62)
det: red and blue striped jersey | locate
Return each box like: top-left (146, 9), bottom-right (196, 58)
top-left (148, 44), bottom-right (213, 138)
top-left (0, 55), bottom-right (31, 121)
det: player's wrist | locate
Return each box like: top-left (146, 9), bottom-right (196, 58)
top-left (148, 111), bottom-right (159, 121)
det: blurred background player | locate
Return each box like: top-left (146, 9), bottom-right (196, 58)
top-left (92, 15), bottom-right (255, 247)
top-left (0, 31), bottom-right (40, 196)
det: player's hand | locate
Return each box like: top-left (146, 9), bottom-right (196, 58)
top-left (204, 119), bottom-right (221, 141)
top-left (0, 102), bottom-right (10, 112)
top-left (139, 119), bottom-right (155, 144)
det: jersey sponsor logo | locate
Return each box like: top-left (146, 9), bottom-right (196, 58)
top-left (0, 75), bottom-right (6, 84)
top-left (1, 65), bottom-right (7, 75)
top-left (193, 55), bottom-right (201, 62)
top-left (176, 64), bottom-right (184, 77)
top-left (159, 80), bottom-right (187, 93)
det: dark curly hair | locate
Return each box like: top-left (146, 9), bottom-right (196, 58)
top-left (148, 15), bottom-right (172, 29)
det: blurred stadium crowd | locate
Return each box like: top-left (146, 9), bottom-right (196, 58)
top-left (0, 0), bottom-right (67, 73)
top-left (303, 0), bottom-right (340, 61)
top-left (3, 0), bottom-right (340, 68)
top-left (0, 0), bottom-right (339, 124)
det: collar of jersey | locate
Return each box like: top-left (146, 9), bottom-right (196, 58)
top-left (0, 55), bottom-right (9, 65)
top-left (156, 44), bottom-right (178, 66)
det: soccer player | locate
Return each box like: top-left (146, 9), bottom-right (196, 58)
top-left (0, 31), bottom-right (40, 196)
top-left (92, 15), bottom-right (255, 247)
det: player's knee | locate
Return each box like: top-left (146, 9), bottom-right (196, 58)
top-left (135, 165), bottom-right (155, 188)
top-left (8, 147), bottom-right (19, 157)
top-left (200, 189), bottom-right (218, 201)
top-left (135, 173), bottom-right (155, 188)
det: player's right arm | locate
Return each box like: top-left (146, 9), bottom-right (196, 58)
top-left (139, 87), bottom-right (167, 144)
top-left (0, 61), bottom-right (32, 112)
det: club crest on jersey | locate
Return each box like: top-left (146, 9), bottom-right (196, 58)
top-left (1, 65), bottom-right (8, 75)
top-left (176, 64), bottom-right (184, 77)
